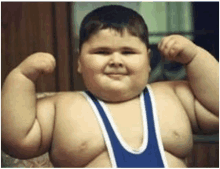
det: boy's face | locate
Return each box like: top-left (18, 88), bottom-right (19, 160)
top-left (78, 29), bottom-right (151, 102)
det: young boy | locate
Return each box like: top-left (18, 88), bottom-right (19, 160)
top-left (2, 5), bottom-right (219, 168)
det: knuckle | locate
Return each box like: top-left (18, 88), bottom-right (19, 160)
top-left (32, 52), bottom-right (55, 60)
top-left (169, 49), bottom-right (175, 56)
top-left (39, 61), bottom-right (53, 73)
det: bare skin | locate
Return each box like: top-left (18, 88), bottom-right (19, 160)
top-left (2, 29), bottom-right (219, 168)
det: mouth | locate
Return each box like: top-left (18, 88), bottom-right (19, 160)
top-left (106, 73), bottom-right (127, 79)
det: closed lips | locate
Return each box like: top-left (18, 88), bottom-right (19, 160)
top-left (105, 72), bottom-right (127, 75)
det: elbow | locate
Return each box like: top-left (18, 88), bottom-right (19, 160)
top-left (2, 140), bottom-right (27, 159)
top-left (1, 137), bottom-right (40, 159)
top-left (1, 120), bottom-right (42, 159)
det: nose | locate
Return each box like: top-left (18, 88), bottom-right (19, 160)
top-left (109, 53), bottom-right (123, 67)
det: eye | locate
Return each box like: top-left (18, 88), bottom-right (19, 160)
top-left (95, 51), bottom-right (110, 55)
top-left (122, 51), bottom-right (136, 55)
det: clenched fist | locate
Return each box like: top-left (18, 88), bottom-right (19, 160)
top-left (17, 52), bottom-right (56, 81)
top-left (158, 35), bottom-right (198, 64)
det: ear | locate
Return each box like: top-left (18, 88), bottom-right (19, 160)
top-left (147, 49), bottom-right (151, 57)
top-left (147, 49), bottom-right (151, 72)
top-left (77, 59), bottom-right (82, 74)
top-left (76, 49), bottom-right (82, 74)
top-left (148, 65), bottom-right (151, 72)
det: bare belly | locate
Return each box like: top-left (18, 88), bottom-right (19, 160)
top-left (50, 149), bottom-right (187, 168)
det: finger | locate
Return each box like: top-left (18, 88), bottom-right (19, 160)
top-left (43, 53), bottom-right (56, 71)
top-left (162, 39), bottom-right (177, 59)
top-left (37, 55), bottom-right (55, 74)
top-left (48, 54), bottom-right (56, 67)
top-left (158, 37), bottom-right (166, 49)
top-left (170, 43), bottom-right (184, 59)
top-left (159, 41), bottom-right (172, 59)
top-left (157, 37), bottom-right (164, 49)
top-left (43, 53), bottom-right (56, 68)
top-left (48, 58), bottom-right (56, 73)
top-left (158, 36), bottom-right (166, 49)
top-left (48, 55), bottom-right (56, 70)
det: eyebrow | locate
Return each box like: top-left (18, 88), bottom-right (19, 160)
top-left (89, 46), bottom-right (140, 53)
top-left (121, 47), bottom-right (139, 51)
top-left (88, 47), bottom-right (111, 53)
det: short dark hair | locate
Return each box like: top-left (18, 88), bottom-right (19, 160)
top-left (79, 5), bottom-right (150, 52)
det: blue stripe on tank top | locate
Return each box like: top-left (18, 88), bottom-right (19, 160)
top-left (85, 87), bottom-right (164, 168)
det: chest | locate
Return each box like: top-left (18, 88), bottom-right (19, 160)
top-left (51, 91), bottom-right (193, 167)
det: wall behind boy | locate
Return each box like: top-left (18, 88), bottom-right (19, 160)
top-left (1, 2), bottom-right (73, 92)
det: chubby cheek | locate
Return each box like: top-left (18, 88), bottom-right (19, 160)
top-left (131, 63), bottom-right (150, 88)
top-left (133, 67), bottom-right (149, 84)
top-left (80, 57), bottom-right (105, 80)
top-left (81, 56), bottom-right (96, 70)
top-left (129, 57), bottom-right (150, 76)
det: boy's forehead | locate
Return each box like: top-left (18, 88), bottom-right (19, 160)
top-left (84, 29), bottom-right (145, 48)
top-left (89, 28), bottom-right (130, 40)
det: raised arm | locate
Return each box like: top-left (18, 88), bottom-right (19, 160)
top-left (158, 35), bottom-right (219, 133)
top-left (2, 52), bottom-right (56, 158)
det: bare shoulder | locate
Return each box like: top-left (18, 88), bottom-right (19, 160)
top-left (50, 91), bottom-right (92, 118)
top-left (149, 80), bottom-right (193, 103)
top-left (37, 90), bottom-right (87, 104)
top-left (149, 80), bottom-right (187, 100)
top-left (53, 91), bottom-right (87, 106)
top-left (149, 80), bottom-right (189, 91)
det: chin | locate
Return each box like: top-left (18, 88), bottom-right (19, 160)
top-left (92, 87), bottom-right (143, 103)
